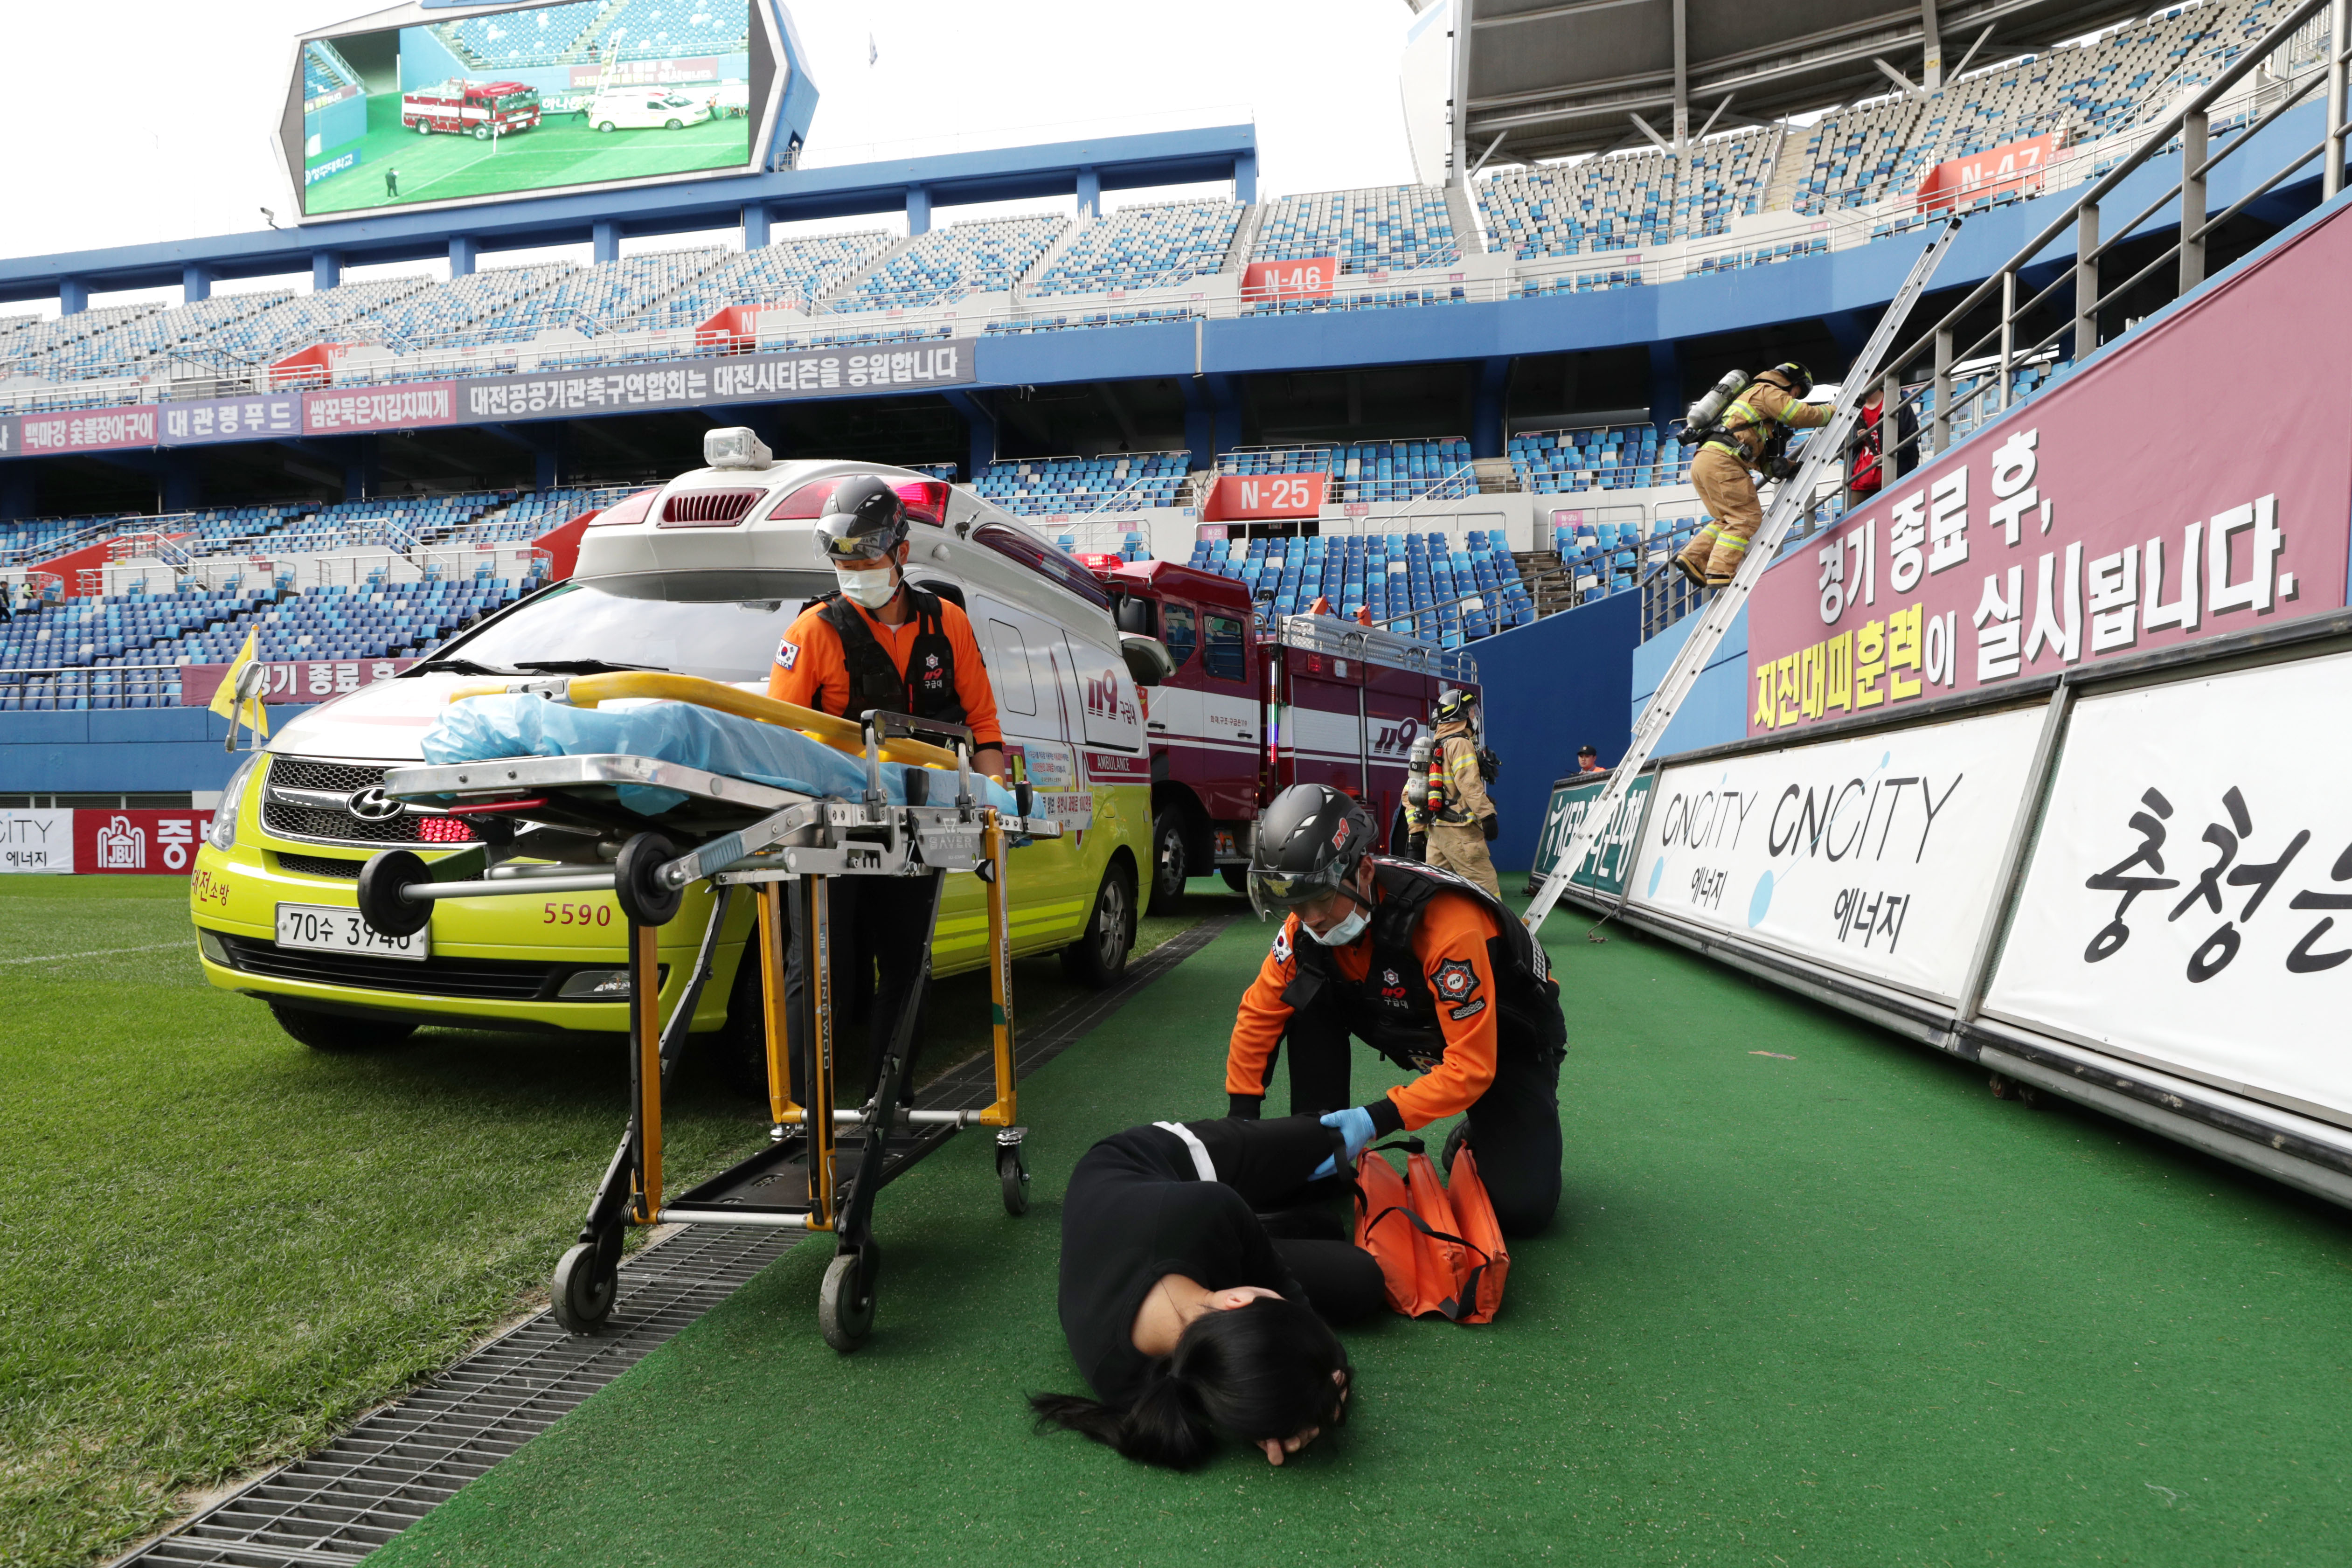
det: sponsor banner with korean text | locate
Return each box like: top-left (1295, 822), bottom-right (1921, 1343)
top-left (1743, 202), bottom-right (2352, 739)
top-left (177, 658), bottom-right (415, 707)
top-left (1629, 706), bottom-right (2046, 999)
top-left (1985, 648), bottom-right (2352, 1124)
top-left (458, 340), bottom-right (975, 421)
top-left (161, 393), bottom-right (303, 446)
top-left (305, 383), bottom-right (459, 435)
top-left (1528, 772), bottom-right (1654, 896)
top-left (18, 406), bottom-right (159, 455)
top-left (74, 809), bottom-right (215, 874)
top-left (0, 809), bottom-right (74, 873)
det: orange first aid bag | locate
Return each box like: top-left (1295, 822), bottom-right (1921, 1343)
top-left (1353, 1139), bottom-right (1511, 1324)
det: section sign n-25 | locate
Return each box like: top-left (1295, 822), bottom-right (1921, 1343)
top-left (1203, 474), bottom-right (1327, 522)
top-left (1629, 706), bottom-right (2047, 1000)
top-left (1741, 200), bottom-right (2352, 740)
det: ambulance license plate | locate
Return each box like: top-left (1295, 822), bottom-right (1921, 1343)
top-left (275, 902), bottom-right (429, 961)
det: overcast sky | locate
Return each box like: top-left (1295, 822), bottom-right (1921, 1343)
top-left (0, 0), bottom-right (1427, 305)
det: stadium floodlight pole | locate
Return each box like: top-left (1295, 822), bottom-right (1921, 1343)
top-left (1522, 218), bottom-right (1963, 938)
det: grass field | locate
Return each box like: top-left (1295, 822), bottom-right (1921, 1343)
top-left (2, 874), bottom-right (1217, 1568)
top-left (303, 92), bottom-right (748, 217)
top-left (365, 904), bottom-right (2352, 1568)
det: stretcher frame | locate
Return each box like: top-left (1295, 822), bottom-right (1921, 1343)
top-left (352, 675), bottom-right (1060, 1350)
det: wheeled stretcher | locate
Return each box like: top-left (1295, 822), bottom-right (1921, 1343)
top-left (351, 673), bottom-right (1062, 1350)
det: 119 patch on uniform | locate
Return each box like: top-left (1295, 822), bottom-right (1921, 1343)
top-left (1430, 957), bottom-right (1486, 1020)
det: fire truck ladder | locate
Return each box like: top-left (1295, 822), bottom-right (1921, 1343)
top-left (1524, 217), bottom-right (1962, 937)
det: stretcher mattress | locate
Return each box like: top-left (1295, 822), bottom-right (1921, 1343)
top-left (421, 694), bottom-right (1018, 817)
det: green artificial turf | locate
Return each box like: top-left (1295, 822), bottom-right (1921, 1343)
top-left (0, 875), bottom-right (1211, 1568)
top-left (370, 905), bottom-right (2352, 1568)
top-left (303, 92), bottom-right (748, 217)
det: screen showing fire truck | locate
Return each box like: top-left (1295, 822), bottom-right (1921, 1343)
top-left (298, 0), bottom-right (754, 216)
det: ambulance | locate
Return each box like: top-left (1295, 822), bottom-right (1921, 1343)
top-left (1082, 556), bottom-right (1479, 914)
top-left (189, 445), bottom-right (1162, 1080)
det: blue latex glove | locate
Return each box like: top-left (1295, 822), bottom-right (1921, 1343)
top-left (1309, 1105), bottom-right (1378, 1180)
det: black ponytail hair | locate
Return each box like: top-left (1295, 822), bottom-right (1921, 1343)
top-left (1029, 1297), bottom-right (1353, 1470)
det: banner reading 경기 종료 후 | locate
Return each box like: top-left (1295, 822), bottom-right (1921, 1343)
top-left (1741, 198), bottom-right (2352, 740)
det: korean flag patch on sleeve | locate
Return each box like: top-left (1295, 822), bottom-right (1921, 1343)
top-left (1271, 922), bottom-right (1294, 966)
top-left (776, 638), bottom-right (800, 671)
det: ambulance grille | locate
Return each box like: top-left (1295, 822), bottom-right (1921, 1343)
top-left (658, 488), bottom-right (764, 527)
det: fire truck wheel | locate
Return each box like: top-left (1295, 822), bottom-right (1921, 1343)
top-left (1221, 866), bottom-right (1249, 894)
top-left (1059, 860), bottom-right (1135, 989)
top-left (414, 120), bottom-right (430, 135)
top-left (472, 126), bottom-right (490, 140)
top-left (1146, 810), bottom-right (1187, 915)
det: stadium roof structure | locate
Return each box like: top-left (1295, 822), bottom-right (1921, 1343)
top-left (1449, 0), bottom-right (2171, 166)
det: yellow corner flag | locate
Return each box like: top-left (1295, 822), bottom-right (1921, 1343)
top-left (210, 630), bottom-right (270, 750)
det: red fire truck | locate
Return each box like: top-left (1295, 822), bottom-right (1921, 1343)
top-left (1083, 556), bottom-right (1482, 912)
top-left (402, 80), bottom-right (543, 139)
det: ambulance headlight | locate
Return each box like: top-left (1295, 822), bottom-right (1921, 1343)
top-left (704, 427), bottom-right (773, 471)
top-left (209, 751), bottom-right (265, 851)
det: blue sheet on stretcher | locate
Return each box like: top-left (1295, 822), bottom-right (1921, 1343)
top-left (420, 694), bottom-right (1019, 817)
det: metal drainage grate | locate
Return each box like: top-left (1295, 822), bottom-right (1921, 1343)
top-left (115, 914), bottom-right (1236, 1566)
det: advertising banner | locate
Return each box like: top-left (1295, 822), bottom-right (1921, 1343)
top-left (161, 394), bottom-right (303, 446)
top-left (73, 809), bottom-right (215, 874)
top-left (1628, 705), bottom-right (2047, 999)
top-left (458, 341), bottom-right (975, 421)
top-left (0, 810), bottom-right (74, 874)
top-left (1743, 201), bottom-right (2352, 739)
top-left (19, 407), bottom-right (159, 455)
top-left (305, 384), bottom-right (459, 435)
top-left (1202, 473), bottom-right (1329, 522)
top-left (177, 658), bottom-right (416, 707)
top-left (1917, 133), bottom-right (2058, 213)
top-left (1242, 257), bottom-right (1338, 300)
top-left (1985, 649), bottom-right (2352, 1123)
top-left (1528, 772), bottom-right (1653, 895)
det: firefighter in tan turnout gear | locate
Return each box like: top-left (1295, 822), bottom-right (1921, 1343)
top-left (1674, 361), bottom-right (1832, 589)
top-left (1404, 688), bottom-right (1502, 900)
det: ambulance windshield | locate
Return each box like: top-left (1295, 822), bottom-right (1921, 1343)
top-left (414, 570), bottom-right (831, 683)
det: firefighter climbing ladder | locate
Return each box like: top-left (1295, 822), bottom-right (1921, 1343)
top-left (1524, 218), bottom-right (1962, 937)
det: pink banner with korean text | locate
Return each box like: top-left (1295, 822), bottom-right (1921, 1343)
top-left (1743, 204), bottom-right (2352, 739)
top-left (177, 658), bottom-right (416, 707)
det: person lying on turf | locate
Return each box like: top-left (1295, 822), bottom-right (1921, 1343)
top-left (1030, 1115), bottom-right (1384, 1470)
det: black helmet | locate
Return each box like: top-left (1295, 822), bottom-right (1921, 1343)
top-left (816, 475), bottom-right (909, 563)
top-left (1435, 688), bottom-right (1478, 725)
top-left (1248, 783), bottom-right (1374, 919)
top-left (1769, 361), bottom-right (1815, 397)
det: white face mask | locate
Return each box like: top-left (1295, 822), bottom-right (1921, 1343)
top-left (1306, 897), bottom-right (1370, 947)
top-left (833, 564), bottom-right (898, 610)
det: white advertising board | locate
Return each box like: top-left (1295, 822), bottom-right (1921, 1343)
top-left (0, 810), bottom-right (73, 873)
top-left (1985, 648), bottom-right (2352, 1123)
top-left (1629, 705), bottom-right (2047, 999)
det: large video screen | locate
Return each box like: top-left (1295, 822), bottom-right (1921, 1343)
top-left (297, 0), bottom-right (756, 217)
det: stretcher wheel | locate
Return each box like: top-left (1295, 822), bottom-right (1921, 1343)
top-left (551, 1229), bottom-right (622, 1334)
top-left (998, 1143), bottom-right (1030, 1216)
top-left (819, 1245), bottom-right (879, 1352)
top-left (356, 850), bottom-right (432, 939)
top-left (614, 832), bottom-right (682, 927)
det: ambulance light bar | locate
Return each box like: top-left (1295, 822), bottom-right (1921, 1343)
top-left (704, 427), bottom-right (773, 471)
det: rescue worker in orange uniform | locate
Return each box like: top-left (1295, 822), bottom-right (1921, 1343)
top-left (1674, 361), bottom-right (1831, 589)
top-left (1226, 784), bottom-right (1568, 1235)
top-left (767, 474), bottom-right (1006, 1102)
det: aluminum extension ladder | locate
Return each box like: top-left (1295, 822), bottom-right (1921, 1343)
top-left (1524, 218), bottom-right (1963, 937)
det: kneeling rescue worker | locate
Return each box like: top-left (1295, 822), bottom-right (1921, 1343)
top-left (1227, 783), bottom-right (1568, 1235)
top-left (768, 475), bottom-right (1007, 1098)
top-left (1674, 361), bottom-right (1830, 590)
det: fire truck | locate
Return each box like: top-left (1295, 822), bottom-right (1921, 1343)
top-left (401, 80), bottom-right (542, 139)
top-left (1083, 556), bottom-right (1481, 912)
